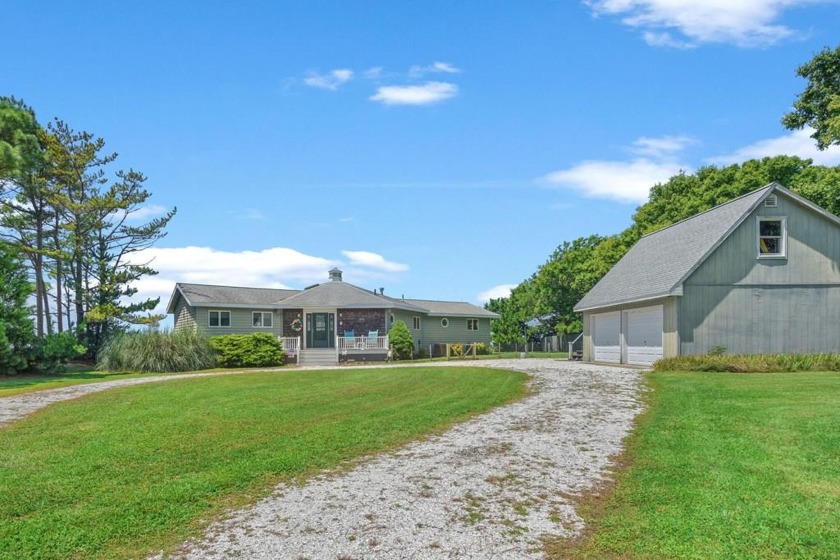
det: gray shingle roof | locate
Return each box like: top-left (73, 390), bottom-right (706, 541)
top-left (574, 183), bottom-right (778, 312)
top-left (166, 283), bottom-right (300, 312)
top-left (167, 277), bottom-right (499, 318)
top-left (276, 281), bottom-right (425, 311)
top-left (404, 299), bottom-right (500, 318)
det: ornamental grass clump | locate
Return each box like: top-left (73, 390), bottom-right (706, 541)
top-left (96, 329), bottom-right (217, 373)
top-left (653, 352), bottom-right (840, 373)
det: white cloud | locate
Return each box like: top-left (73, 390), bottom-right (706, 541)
top-left (630, 135), bottom-right (696, 158)
top-left (409, 61), bottom-right (461, 77)
top-left (708, 127), bottom-right (840, 166)
top-left (303, 68), bottom-right (354, 90)
top-left (478, 284), bottom-right (516, 302)
top-left (341, 250), bottom-right (409, 272)
top-left (541, 134), bottom-right (691, 203)
top-left (125, 246), bottom-right (338, 319)
top-left (542, 159), bottom-right (686, 203)
top-left (370, 82), bottom-right (458, 106)
top-left (124, 204), bottom-right (168, 222)
top-left (586, 0), bottom-right (833, 48)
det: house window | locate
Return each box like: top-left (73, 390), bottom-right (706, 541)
top-left (441, 318), bottom-right (449, 328)
top-left (467, 318), bottom-right (479, 331)
top-left (209, 310), bottom-right (230, 327)
top-left (758, 217), bottom-right (786, 258)
top-left (390, 313), bottom-right (395, 324)
top-left (413, 316), bottom-right (421, 330)
top-left (252, 312), bottom-right (273, 328)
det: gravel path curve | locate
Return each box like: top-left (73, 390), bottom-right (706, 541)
top-left (155, 359), bottom-right (644, 559)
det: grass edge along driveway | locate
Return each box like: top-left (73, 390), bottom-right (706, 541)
top-left (0, 366), bottom-right (527, 560)
top-left (549, 370), bottom-right (840, 560)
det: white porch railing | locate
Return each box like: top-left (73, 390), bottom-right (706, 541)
top-left (337, 335), bottom-right (390, 353)
top-left (278, 336), bottom-right (301, 364)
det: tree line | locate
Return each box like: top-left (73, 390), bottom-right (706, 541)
top-left (0, 97), bottom-right (175, 371)
top-left (487, 45), bottom-right (840, 345)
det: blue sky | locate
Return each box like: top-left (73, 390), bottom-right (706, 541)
top-left (3, 1), bottom-right (840, 323)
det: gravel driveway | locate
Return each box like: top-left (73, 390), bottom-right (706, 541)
top-left (0, 359), bottom-right (644, 559)
top-left (155, 359), bottom-right (644, 559)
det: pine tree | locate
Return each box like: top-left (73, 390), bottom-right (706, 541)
top-left (0, 242), bottom-right (35, 373)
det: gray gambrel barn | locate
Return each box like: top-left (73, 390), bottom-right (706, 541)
top-left (574, 183), bottom-right (840, 366)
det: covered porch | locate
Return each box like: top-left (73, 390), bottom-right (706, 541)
top-left (279, 307), bottom-right (391, 365)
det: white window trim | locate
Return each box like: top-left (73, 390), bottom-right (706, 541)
top-left (252, 311), bottom-right (273, 328)
top-left (757, 216), bottom-right (787, 259)
top-left (208, 309), bottom-right (231, 328)
top-left (413, 316), bottom-right (421, 330)
top-left (467, 318), bottom-right (479, 331)
top-left (441, 318), bottom-right (449, 328)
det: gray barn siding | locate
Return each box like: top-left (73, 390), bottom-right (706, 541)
top-left (681, 197), bottom-right (840, 355)
top-left (687, 196), bottom-right (840, 287)
top-left (193, 306), bottom-right (283, 337)
top-left (679, 285), bottom-right (840, 354)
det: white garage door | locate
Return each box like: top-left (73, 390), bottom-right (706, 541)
top-left (592, 312), bottom-right (620, 363)
top-left (625, 306), bottom-right (663, 366)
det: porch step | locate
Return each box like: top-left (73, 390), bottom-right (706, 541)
top-left (299, 349), bottom-right (338, 367)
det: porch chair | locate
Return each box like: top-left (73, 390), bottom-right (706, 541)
top-left (367, 330), bottom-right (379, 349)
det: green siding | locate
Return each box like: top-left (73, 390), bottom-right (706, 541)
top-left (192, 306), bottom-right (284, 337)
top-left (681, 197), bottom-right (840, 355)
top-left (391, 310), bottom-right (424, 349)
top-left (420, 316), bottom-right (493, 347)
top-left (390, 310), bottom-right (493, 350)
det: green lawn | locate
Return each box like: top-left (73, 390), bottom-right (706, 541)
top-left (0, 367), bottom-right (143, 397)
top-left (0, 366), bottom-right (526, 560)
top-left (551, 371), bottom-right (840, 560)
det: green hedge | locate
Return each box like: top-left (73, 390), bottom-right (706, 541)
top-left (208, 333), bottom-right (285, 368)
top-left (653, 353), bottom-right (840, 373)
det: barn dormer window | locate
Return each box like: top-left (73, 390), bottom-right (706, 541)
top-left (757, 217), bottom-right (786, 258)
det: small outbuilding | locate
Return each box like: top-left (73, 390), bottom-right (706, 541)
top-left (573, 182), bottom-right (840, 365)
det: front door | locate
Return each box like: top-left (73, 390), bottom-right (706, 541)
top-left (306, 312), bottom-right (335, 348)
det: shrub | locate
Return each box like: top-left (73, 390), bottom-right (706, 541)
top-left (208, 333), bottom-right (285, 368)
top-left (448, 343), bottom-right (463, 357)
top-left (34, 332), bottom-right (87, 372)
top-left (475, 342), bottom-right (490, 355)
top-left (653, 353), bottom-right (840, 373)
top-left (388, 321), bottom-right (414, 360)
top-left (97, 329), bottom-right (217, 373)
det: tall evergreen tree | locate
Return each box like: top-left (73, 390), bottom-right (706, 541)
top-left (0, 97), bottom-right (57, 337)
top-left (0, 242), bottom-right (35, 373)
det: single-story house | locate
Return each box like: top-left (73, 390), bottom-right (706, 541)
top-left (167, 268), bottom-right (498, 366)
top-left (573, 182), bottom-right (840, 366)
